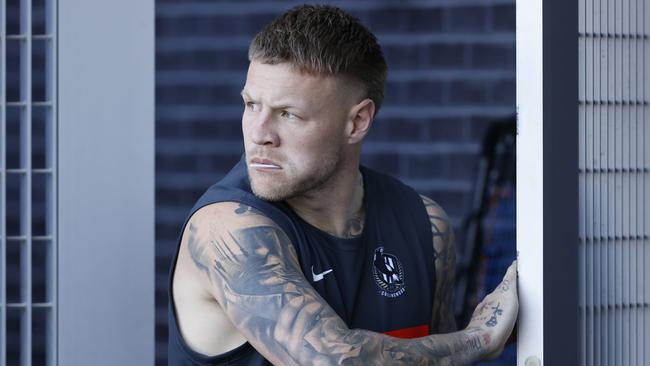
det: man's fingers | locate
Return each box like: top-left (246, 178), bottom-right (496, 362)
top-left (506, 260), bottom-right (517, 278)
top-left (496, 260), bottom-right (518, 293)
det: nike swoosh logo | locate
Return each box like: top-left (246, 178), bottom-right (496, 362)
top-left (311, 265), bottom-right (333, 282)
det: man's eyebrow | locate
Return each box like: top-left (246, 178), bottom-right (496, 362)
top-left (272, 103), bottom-right (304, 112)
top-left (242, 93), bottom-right (302, 110)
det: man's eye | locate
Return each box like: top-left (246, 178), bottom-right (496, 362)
top-left (245, 102), bottom-right (258, 111)
top-left (280, 110), bottom-right (297, 119)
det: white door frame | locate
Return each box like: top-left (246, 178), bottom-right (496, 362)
top-left (516, 0), bottom-right (579, 364)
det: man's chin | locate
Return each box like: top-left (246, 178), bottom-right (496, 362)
top-left (250, 183), bottom-right (293, 202)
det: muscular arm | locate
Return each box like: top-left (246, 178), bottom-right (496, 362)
top-left (420, 195), bottom-right (458, 334)
top-left (186, 201), bottom-right (491, 366)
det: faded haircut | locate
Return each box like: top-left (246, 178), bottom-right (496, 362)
top-left (248, 4), bottom-right (388, 113)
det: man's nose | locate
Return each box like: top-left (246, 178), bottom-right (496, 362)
top-left (250, 111), bottom-right (280, 146)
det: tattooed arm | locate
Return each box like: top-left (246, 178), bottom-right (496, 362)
top-left (187, 201), bottom-right (515, 365)
top-left (465, 262), bottom-right (519, 360)
top-left (420, 195), bottom-right (458, 334)
top-left (419, 196), bottom-right (519, 359)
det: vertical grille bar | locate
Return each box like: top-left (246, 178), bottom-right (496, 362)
top-left (47, 0), bottom-right (57, 363)
top-left (19, 0), bottom-right (32, 365)
top-left (621, 0), bottom-right (624, 365)
top-left (579, 0), bottom-right (587, 363)
top-left (584, 0), bottom-right (596, 365)
top-left (641, 1), bottom-right (650, 365)
top-left (624, 0), bottom-right (636, 365)
top-left (616, 12), bottom-right (621, 363)
top-left (597, 1), bottom-right (603, 364)
top-left (636, 0), bottom-right (645, 364)
top-left (605, 0), bottom-right (617, 365)
top-left (0, 0), bottom-right (6, 363)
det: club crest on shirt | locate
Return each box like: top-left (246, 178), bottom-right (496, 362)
top-left (372, 246), bottom-right (406, 298)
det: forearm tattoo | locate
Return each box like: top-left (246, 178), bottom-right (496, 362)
top-left (421, 195), bottom-right (458, 334)
top-left (187, 203), bottom-right (482, 365)
top-left (485, 303), bottom-right (503, 327)
top-left (470, 300), bottom-right (503, 328)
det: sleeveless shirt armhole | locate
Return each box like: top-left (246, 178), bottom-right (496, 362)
top-left (170, 317), bottom-right (256, 365)
top-left (168, 195), bottom-right (295, 365)
top-left (410, 189), bottom-right (438, 330)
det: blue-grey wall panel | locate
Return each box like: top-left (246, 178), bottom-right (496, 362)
top-left (58, 0), bottom-right (155, 365)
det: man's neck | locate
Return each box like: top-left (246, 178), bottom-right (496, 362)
top-left (285, 164), bottom-right (365, 239)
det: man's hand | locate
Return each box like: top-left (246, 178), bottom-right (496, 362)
top-left (466, 261), bottom-right (519, 360)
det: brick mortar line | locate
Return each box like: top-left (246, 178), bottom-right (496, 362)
top-left (155, 206), bottom-right (468, 230)
top-left (156, 172), bottom-right (474, 190)
top-left (155, 105), bottom-right (514, 120)
top-left (156, 33), bottom-right (515, 52)
top-left (156, 70), bottom-right (515, 86)
top-left (155, 139), bottom-right (480, 155)
top-left (157, 0), bottom-right (516, 17)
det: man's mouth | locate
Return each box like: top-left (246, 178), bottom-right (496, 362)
top-left (250, 163), bottom-right (282, 169)
top-left (249, 158), bottom-right (282, 170)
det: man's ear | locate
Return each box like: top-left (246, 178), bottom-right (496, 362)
top-left (346, 98), bottom-right (375, 144)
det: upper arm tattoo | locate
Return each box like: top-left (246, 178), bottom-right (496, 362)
top-left (185, 202), bottom-right (481, 365)
top-left (421, 195), bottom-right (458, 334)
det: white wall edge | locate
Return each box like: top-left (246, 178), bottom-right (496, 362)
top-left (516, 0), bottom-right (545, 364)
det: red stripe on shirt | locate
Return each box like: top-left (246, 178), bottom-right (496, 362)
top-left (383, 324), bottom-right (429, 339)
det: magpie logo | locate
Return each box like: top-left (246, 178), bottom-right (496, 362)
top-left (312, 265), bottom-right (333, 282)
top-left (372, 246), bottom-right (406, 298)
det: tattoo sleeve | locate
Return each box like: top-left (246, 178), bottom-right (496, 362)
top-left (187, 202), bottom-right (481, 366)
top-left (420, 195), bottom-right (458, 334)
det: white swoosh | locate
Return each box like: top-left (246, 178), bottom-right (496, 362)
top-left (311, 265), bottom-right (333, 282)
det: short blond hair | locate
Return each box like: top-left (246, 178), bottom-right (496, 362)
top-left (249, 4), bottom-right (388, 113)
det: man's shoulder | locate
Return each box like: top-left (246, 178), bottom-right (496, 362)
top-left (362, 164), bottom-right (419, 197)
top-left (419, 194), bottom-right (451, 231)
top-left (363, 165), bottom-right (444, 214)
top-left (189, 201), bottom-right (278, 232)
top-left (419, 194), bottom-right (449, 216)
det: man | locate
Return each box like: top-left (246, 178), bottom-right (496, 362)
top-left (169, 5), bottom-right (518, 365)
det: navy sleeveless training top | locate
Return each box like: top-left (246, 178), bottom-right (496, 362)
top-left (168, 156), bottom-right (436, 365)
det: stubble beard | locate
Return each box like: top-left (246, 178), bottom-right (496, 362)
top-left (248, 148), bottom-right (343, 203)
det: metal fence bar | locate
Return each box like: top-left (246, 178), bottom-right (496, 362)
top-left (0, 0), bottom-right (6, 363)
top-left (614, 3), bottom-right (621, 365)
top-left (578, 0), bottom-right (587, 363)
top-left (636, 1), bottom-right (646, 364)
top-left (623, 0), bottom-right (636, 365)
top-left (641, 1), bottom-right (650, 365)
top-left (631, 3), bottom-right (637, 364)
top-left (586, 0), bottom-right (594, 363)
top-left (605, 0), bottom-right (617, 365)
top-left (603, 0), bottom-right (608, 361)
top-left (19, 0), bottom-right (33, 365)
top-left (47, 0), bottom-right (58, 363)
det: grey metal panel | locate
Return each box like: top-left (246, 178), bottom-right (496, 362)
top-left (542, 0), bottom-right (580, 362)
top-left (57, 0), bottom-right (155, 365)
top-left (579, 0), bottom-right (649, 364)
